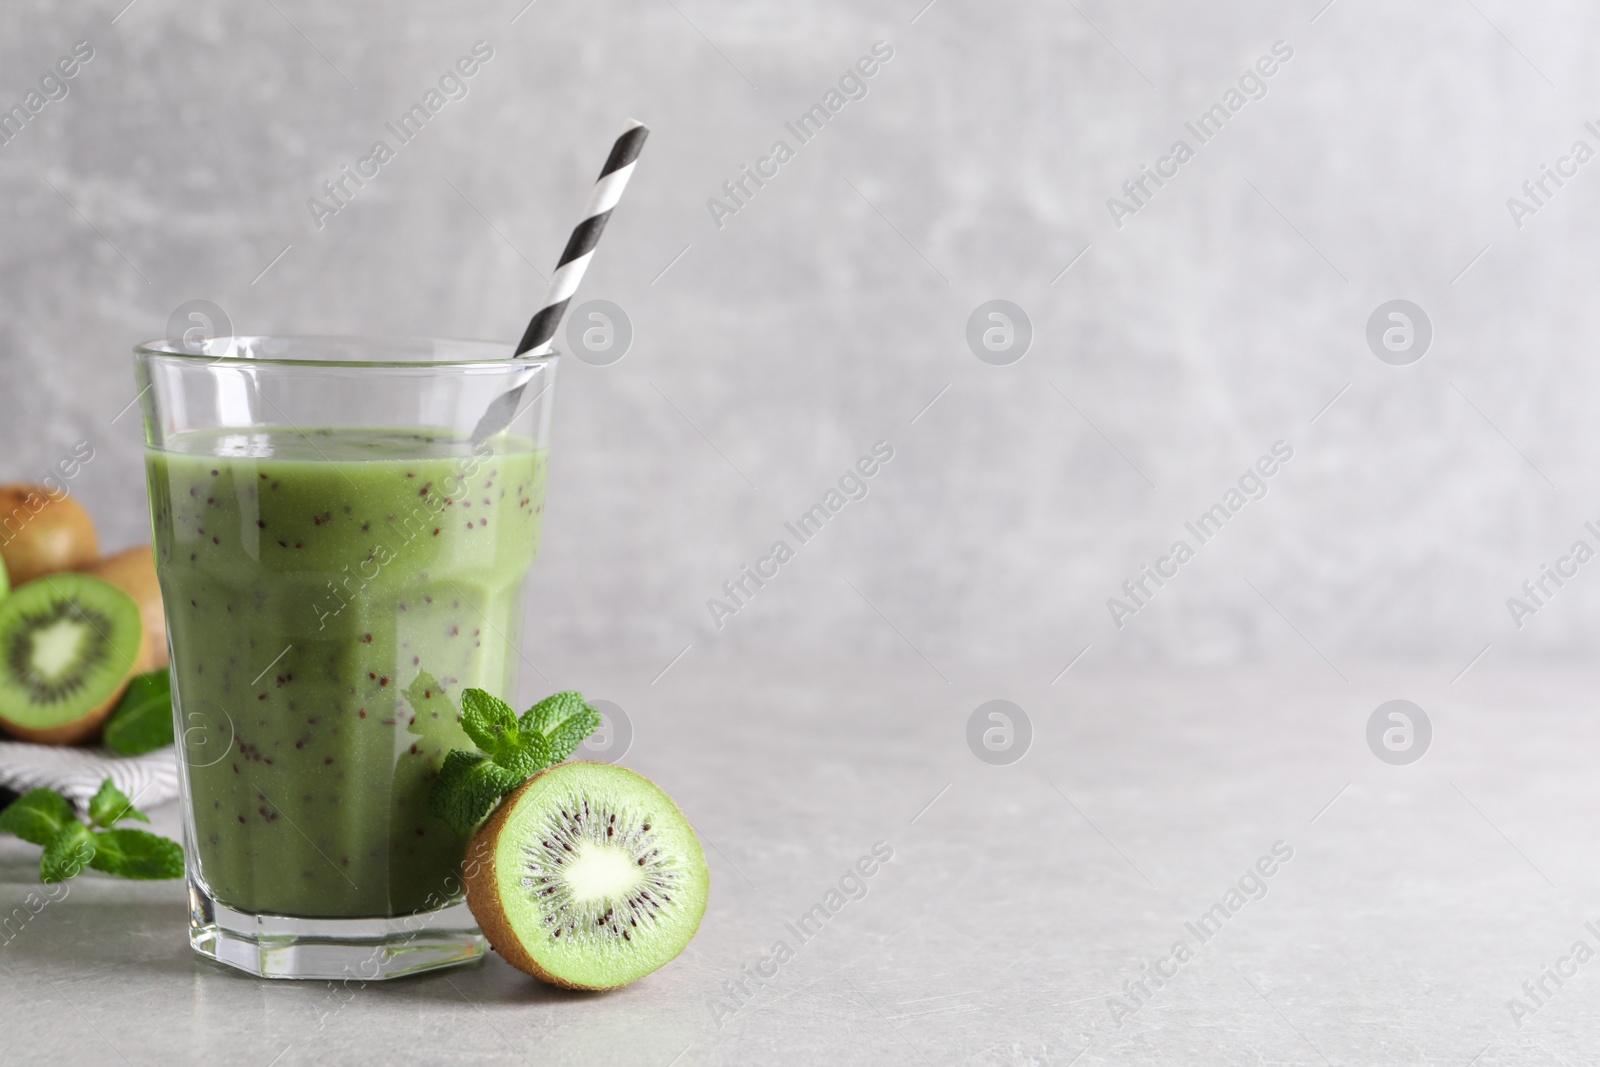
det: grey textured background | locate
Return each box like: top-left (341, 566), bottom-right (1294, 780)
top-left (0, 0), bottom-right (1592, 682)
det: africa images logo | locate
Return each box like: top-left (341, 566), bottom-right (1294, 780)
top-left (1106, 40), bottom-right (1294, 228)
top-left (306, 41), bottom-right (495, 230)
top-left (705, 41), bottom-right (895, 230)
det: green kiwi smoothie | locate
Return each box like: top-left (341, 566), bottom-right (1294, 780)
top-left (146, 428), bottom-right (547, 918)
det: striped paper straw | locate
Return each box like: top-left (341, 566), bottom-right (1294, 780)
top-left (515, 119), bottom-right (650, 357)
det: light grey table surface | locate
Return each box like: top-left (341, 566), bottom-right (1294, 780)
top-left (0, 660), bottom-right (1592, 1066)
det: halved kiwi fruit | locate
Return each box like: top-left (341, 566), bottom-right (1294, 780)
top-left (0, 574), bottom-right (143, 744)
top-left (465, 762), bottom-right (709, 990)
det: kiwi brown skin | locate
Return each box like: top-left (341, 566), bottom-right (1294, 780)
top-left (465, 765), bottom-right (588, 988)
top-left (0, 682), bottom-right (125, 745)
top-left (463, 762), bottom-right (704, 991)
top-left (0, 485), bottom-right (98, 587)
top-left (78, 546), bottom-right (167, 673)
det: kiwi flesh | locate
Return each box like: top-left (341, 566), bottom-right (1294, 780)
top-left (0, 574), bottom-right (142, 744)
top-left (465, 762), bottom-right (709, 990)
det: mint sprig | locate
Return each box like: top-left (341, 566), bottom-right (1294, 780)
top-left (0, 779), bottom-right (183, 883)
top-left (416, 681), bottom-right (602, 836)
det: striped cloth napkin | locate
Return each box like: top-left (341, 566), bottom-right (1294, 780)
top-left (0, 742), bottom-right (179, 815)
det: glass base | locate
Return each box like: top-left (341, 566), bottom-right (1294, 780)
top-left (188, 880), bottom-right (485, 981)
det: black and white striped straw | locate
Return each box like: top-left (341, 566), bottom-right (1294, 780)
top-left (514, 119), bottom-right (650, 357)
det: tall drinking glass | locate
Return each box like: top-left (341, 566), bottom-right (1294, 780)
top-left (135, 337), bottom-right (557, 980)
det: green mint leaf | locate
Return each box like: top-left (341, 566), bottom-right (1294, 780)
top-left (87, 829), bottom-right (184, 880)
top-left (519, 692), bottom-right (602, 768)
top-left (0, 788), bottom-right (76, 847)
top-left (488, 734), bottom-right (541, 778)
top-left (518, 690), bottom-right (593, 739)
top-left (41, 822), bottom-right (96, 883)
top-left (428, 749), bottom-right (522, 836)
top-left (88, 779), bottom-right (147, 829)
top-left (459, 688), bottom-right (518, 753)
top-left (103, 669), bottom-right (174, 755)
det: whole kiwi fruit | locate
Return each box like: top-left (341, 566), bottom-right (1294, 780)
top-left (0, 485), bottom-right (98, 587)
top-left (79, 546), bottom-right (166, 673)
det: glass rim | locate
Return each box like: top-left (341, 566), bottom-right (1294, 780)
top-left (133, 334), bottom-right (559, 370)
